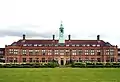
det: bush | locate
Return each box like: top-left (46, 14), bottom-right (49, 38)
top-left (105, 62), bottom-right (112, 68)
top-left (86, 62), bottom-right (95, 68)
top-left (112, 62), bottom-right (120, 68)
top-left (95, 62), bottom-right (104, 68)
top-left (71, 62), bottom-right (85, 68)
top-left (0, 62), bottom-right (59, 68)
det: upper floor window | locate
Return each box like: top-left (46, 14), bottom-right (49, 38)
top-left (29, 50), bottom-right (34, 55)
top-left (55, 50), bottom-right (59, 55)
top-left (42, 50), bottom-right (46, 55)
top-left (22, 50), bottom-right (27, 55)
top-left (78, 49), bottom-right (83, 55)
top-left (35, 50), bottom-right (39, 55)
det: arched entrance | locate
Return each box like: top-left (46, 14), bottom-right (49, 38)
top-left (61, 58), bottom-right (64, 65)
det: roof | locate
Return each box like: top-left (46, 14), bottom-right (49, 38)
top-left (8, 39), bottom-right (112, 47)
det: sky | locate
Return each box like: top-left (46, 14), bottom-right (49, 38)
top-left (0, 0), bottom-right (120, 48)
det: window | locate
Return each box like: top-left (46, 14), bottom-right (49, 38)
top-left (82, 44), bottom-right (86, 46)
top-left (34, 44), bottom-right (38, 46)
top-left (92, 44), bottom-right (96, 47)
top-left (76, 44), bottom-right (79, 47)
top-left (9, 57), bottom-right (13, 62)
top-left (48, 50), bottom-right (52, 55)
top-left (22, 50), bottom-right (27, 55)
top-left (35, 50), bottom-right (39, 55)
top-left (28, 44), bottom-right (32, 46)
top-left (14, 58), bottom-right (17, 62)
top-left (97, 58), bottom-right (101, 62)
top-left (97, 50), bottom-right (101, 55)
top-left (36, 58), bottom-right (39, 62)
top-left (9, 49), bottom-right (14, 54)
top-left (38, 44), bottom-right (42, 46)
top-left (78, 49), bottom-right (83, 55)
top-left (42, 50), bottom-right (46, 55)
top-left (105, 49), bottom-right (110, 55)
top-left (60, 50), bottom-right (64, 55)
top-left (14, 49), bottom-right (19, 55)
top-left (42, 58), bottom-right (45, 62)
top-left (23, 44), bottom-right (27, 46)
top-left (66, 44), bottom-right (69, 46)
top-left (72, 50), bottom-right (76, 55)
top-left (22, 58), bottom-right (26, 62)
top-left (29, 58), bottom-right (32, 62)
top-left (66, 50), bottom-right (70, 55)
top-left (85, 50), bottom-right (89, 55)
top-left (55, 50), bottom-right (59, 55)
top-left (9, 49), bottom-right (19, 55)
top-left (91, 58), bottom-right (95, 62)
top-left (55, 44), bottom-right (58, 46)
top-left (72, 44), bottom-right (75, 46)
top-left (97, 44), bottom-right (100, 47)
top-left (90, 49), bottom-right (95, 55)
top-left (87, 44), bottom-right (90, 46)
top-left (29, 50), bottom-right (34, 55)
top-left (110, 49), bottom-right (114, 55)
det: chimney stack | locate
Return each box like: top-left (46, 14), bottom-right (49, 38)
top-left (97, 35), bottom-right (100, 40)
top-left (23, 34), bottom-right (25, 40)
top-left (53, 35), bottom-right (55, 40)
top-left (68, 35), bottom-right (71, 40)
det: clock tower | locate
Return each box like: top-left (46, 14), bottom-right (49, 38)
top-left (59, 21), bottom-right (65, 43)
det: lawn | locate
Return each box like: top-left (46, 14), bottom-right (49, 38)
top-left (0, 68), bottom-right (120, 82)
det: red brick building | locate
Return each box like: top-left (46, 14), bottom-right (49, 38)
top-left (0, 48), bottom-right (5, 63)
top-left (5, 23), bottom-right (118, 65)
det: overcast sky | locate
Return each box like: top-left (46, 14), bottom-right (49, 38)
top-left (0, 0), bottom-right (120, 48)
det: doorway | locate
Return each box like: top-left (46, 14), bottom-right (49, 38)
top-left (61, 60), bottom-right (64, 65)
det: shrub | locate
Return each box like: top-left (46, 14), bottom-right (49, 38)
top-left (95, 62), bottom-right (104, 68)
top-left (105, 62), bottom-right (112, 68)
top-left (86, 62), bottom-right (95, 68)
top-left (71, 62), bottom-right (85, 68)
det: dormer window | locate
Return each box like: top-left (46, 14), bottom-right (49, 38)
top-left (76, 44), bottom-right (79, 46)
top-left (66, 44), bottom-right (69, 46)
top-left (38, 44), bottom-right (42, 46)
top-left (92, 44), bottom-right (96, 47)
top-left (34, 44), bottom-right (38, 46)
top-left (82, 44), bottom-right (86, 46)
top-left (97, 44), bottom-right (100, 46)
top-left (55, 44), bottom-right (58, 46)
top-left (72, 44), bottom-right (75, 46)
top-left (23, 44), bottom-right (27, 46)
top-left (28, 44), bottom-right (32, 46)
top-left (87, 44), bottom-right (90, 46)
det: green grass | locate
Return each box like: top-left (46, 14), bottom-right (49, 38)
top-left (0, 68), bottom-right (120, 82)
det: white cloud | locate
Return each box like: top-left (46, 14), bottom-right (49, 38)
top-left (0, 0), bottom-right (120, 47)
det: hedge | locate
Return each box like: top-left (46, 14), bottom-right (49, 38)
top-left (71, 62), bottom-right (120, 68)
top-left (0, 62), bottom-right (59, 68)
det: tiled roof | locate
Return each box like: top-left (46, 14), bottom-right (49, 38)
top-left (10, 39), bottom-right (106, 46)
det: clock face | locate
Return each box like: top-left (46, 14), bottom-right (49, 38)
top-left (60, 29), bottom-right (63, 33)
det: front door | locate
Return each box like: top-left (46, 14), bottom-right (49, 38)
top-left (61, 60), bottom-right (64, 65)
